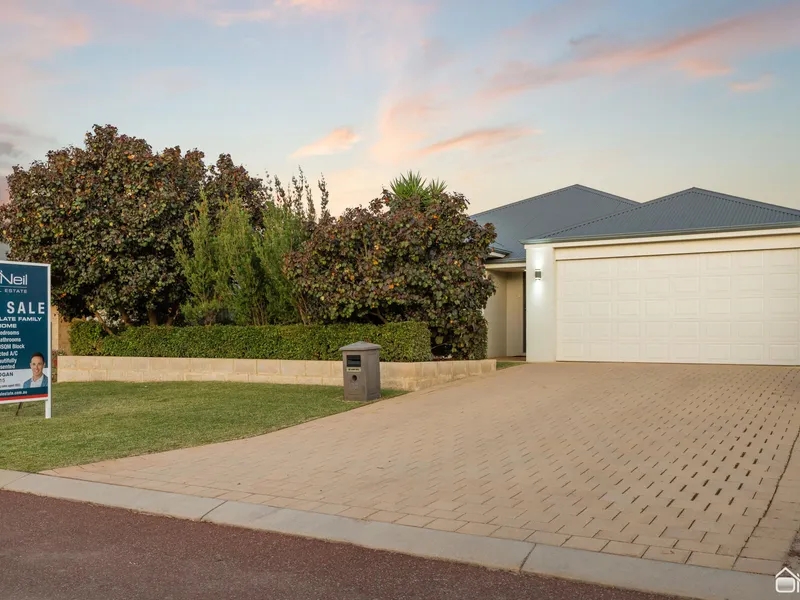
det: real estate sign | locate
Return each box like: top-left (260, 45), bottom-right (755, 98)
top-left (0, 261), bottom-right (52, 418)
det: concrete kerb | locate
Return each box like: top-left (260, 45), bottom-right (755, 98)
top-left (1, 471), bottom-right (224, 520)
top-left (0, 469), bottom-right (779, 600)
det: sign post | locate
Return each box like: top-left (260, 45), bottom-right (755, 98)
top-left (0, 261), bottom-right (52, 418)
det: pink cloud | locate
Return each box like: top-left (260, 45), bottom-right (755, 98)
top-left (122, 0), bottom-right (273, 25)
top-left (370, 92), bottom-right (443, 163)
top-left (420, 127), bottom-right (540, 156)
top-left (0, 1), bottom-right (91, 114)
top-left (674, 58), bottom-right (732, 79)
top-left (487, 2), bottom-right (800, 97)
top-left (504, 0), bottom-right (605, 38)
top-left (291, 128), bottom-right (361, 157)
top-left (730, 73), bottom-right (774, 93)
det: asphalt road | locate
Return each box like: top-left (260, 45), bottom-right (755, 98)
top-left (0, 490), bottom-right (686, 600)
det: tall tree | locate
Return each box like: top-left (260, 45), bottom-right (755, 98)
top-left (0, 125), bottom-right (263, 327)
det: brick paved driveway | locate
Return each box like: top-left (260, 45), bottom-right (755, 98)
top-left (48, 363), bottom-right (800, 575)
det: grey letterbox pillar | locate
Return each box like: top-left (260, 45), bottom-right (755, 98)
top-left (339, 341), bottom-right (381, 401)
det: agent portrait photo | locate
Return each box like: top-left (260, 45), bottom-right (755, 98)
top-left (23, 352), bottom-right (48, 389)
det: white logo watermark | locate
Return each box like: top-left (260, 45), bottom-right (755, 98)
top-left (776, 567), bottom-right (800, 594)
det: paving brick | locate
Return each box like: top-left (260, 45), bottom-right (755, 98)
top-left (733, 557), bottom-right (785, 575)
top-left (602, 541), bottom-right (648, 558)
top-left (691, 520), bottom-right (733, 535)
top-left (527, 531), bottom-right (569, 546)
top-left (490, 527), bottom-right (534, 541)
top-left (47, 362), bottom-right (800, 574)
top-left (674, 539), bottom-right (720, 554)
top-left (562, 536), bottom-right (608, 552)
top-left (633, 535), bottom-right (677, 548)
top-left (425, 519), bottom-right (466, 532)
top-left (456, 522), bottom-right (500, 537)
top-left (595, 529), bottom-right (637, 543)
top-left (338, 507), bottom-right (377, 519)
top-left (738, 545), bottom-right (787, 561)
top-left (394, 515), bottom-right (434, 528)
top-left (687, 552), bottom-right (736, 570)
top-left (364, 511), bottom-right (405, 523)
top-left (642, 546), bottom-right (690, 564)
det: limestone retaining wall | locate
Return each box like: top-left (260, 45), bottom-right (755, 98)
top-left (58, 356), bottom-right (496, 392)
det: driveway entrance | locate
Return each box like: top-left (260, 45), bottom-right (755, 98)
top-left (49, 363), bottom-right (800, 574)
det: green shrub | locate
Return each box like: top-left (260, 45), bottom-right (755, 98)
top-left (69, 320), bottom-right (106, 356)
top-left (69, 321), bottom-right (432, 362)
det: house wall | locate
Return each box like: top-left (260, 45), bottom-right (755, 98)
top-left (525, 229), bottom-right (800, 363)
top-left (505, 272), bottom-right (524, 357)
top-left (485, 271), bottom-right (508, 358)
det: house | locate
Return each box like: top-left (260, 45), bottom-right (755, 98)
top-left (477, 186), bottom-right (800, 365)
top-left (473, 185), bottom-right (637, 358)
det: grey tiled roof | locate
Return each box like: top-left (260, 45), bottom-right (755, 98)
top-left (472, 184), bottom-right (636, 262)
top-left (528, 188), bottom-right (800, 243)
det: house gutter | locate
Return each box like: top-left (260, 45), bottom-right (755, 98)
top-left (521, 220), bottom-right (800, 246)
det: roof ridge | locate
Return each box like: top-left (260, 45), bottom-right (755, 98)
top-left (471, 184), bottom-right (633, 218)
top-left (537, 191), bottom-right (666, 238)
top-left (571, 184), bottom-right (639, 206)
top-left (688, 187), bottom-right (800, 219)
top-left (532, 187), bottom-right (800, 241)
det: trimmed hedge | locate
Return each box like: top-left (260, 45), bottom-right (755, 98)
top-left (69, 321), bottom-right (432, 363)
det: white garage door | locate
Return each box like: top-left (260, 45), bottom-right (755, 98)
top-left (556, 249), bottom-right (800, 365)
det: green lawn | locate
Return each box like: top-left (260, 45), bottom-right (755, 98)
top-left (496, 361), bottom-right (526, 370)
top-left (0, 382), bottom-right (404, 473)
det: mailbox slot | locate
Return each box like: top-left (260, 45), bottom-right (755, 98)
top-left (346, 354), bottom-right (361, 372)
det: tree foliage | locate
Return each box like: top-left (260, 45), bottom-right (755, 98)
top-left (177, 170), bottom-right (326, 326)
top-left (1, 125), bottom-right (298, 328)
top-left (285, 189), bottom-right (496, 359)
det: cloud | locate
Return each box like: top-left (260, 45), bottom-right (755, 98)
top-left (131, 68), bottom-right (199, 95)
top-left (122, 0), bottom-right (390, 26)
top-left (730, 73), bottom-right (774, 93)
top-left (486, 1), bottom-right (800, 97)
top-left (0, 141), bottom-right (23, 159)
top-left (370, 92), bottom-right (442, 163)
top-left (420, 127), bottom-right (540, 156)
top-left (505, 0), bottom-right (605, 38)
top-left (291, 128), bottom-right (361, 157)
top-left (674, 58), bottom-right (732, 79)
top-left (0, 1), bottom-right (91, 114)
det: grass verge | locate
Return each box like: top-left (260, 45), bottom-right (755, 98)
top-left (0, 382), bottom-right (404, 472)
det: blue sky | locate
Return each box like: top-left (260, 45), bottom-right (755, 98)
top-left (1, 0), bottom-right (799, 213)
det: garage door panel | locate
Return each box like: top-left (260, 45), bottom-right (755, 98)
top-left (704, 276), bottom-right (731, 294)
top-left (733, 298), bottom-right (764, 316)
top-left (765, 321), bottom-right (800, 341)
top-left (733, 275), bottom-right (764, 294)
top-left (770, 345), bottom-right (799, 362)
top-left (768, 273), bottom-right (799, 292)
top-left (556, 249), bottom-right (800, 365)
top-left (673, 277), bottom-right (700, 294)
top-left (703, 298), bottom-right (731, 316)
top-left (672, 344), bottom-right (700, 361)
top-left (701, 322), bottom-right (732, 339)
top-left (672, 322), bottom-right (699, 340)
top-left (675, 299), bottom-right (700, 316)
top-left (769, 297), bottom-right (799, 316)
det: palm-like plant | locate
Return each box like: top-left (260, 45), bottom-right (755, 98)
top-left (389, 171), bottom-right (448, 209)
